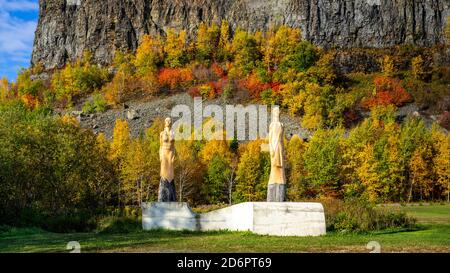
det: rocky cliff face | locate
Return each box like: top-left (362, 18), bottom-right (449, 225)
top-left (32, 0), bottom-right (450, 69)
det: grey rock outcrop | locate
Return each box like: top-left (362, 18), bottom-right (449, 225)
top-left (32, 0), bottom-right (450, 69)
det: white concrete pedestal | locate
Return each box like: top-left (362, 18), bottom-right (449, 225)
top-left (142, 202), bottom-right (326, 237)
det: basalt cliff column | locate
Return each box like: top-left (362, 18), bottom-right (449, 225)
top-left (32, 0), bottom-right (449, 69)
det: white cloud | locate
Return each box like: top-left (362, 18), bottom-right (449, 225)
top-left (0, 0), bottom-right (38, 79)
top-left (0, 11), bottom-right (37, 53)
top-left (0, 0), bottom-right (39, 12)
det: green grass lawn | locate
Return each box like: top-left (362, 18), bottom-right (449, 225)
top-left (1, 204), bottom-right (449, 253)
top-left (400, 204), bottom-right (450, 225)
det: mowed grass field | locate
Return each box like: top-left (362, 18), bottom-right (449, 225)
top-left (401, 204), bottom-right (450, 225)
top-left (1, 204), bottom-right (449, 253)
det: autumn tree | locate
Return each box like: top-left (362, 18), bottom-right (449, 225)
top-left (231, 28), bottom-right (261, 76)
top-left (372, 123), bottom-right (404, 202)
top-left (409, 145), bottom-right (434, 202)
top-left (225, 154), bottom-right (239, 205)
top-left (217, 20), bottom-right (232, 62)
top-left (103, 51), bottom-right (147, 105)
top-left (286, 135), bottom-right (307, 200)
top-left (411, 55), bottom-right (425, 80)
top-left (398, 117), bottom-right (430, 200)
top-left (199, 139), bottom-right (234, 204)
top-left (135, 34), bottom-right (164, 77)
top-left (96, 133), bottom-right (110, 154)
top-left (281, 81), bottom-right (348, 130)
top-left (355, 143), bottom-right (381, 202)
top-left (14, 68), bottom-right (46, 108)
top-left (164, 29), bottom-right (188, 68)
top-left (175, 140), bottom-right (203, 202)
top-left (51, 52), bottom-right (109, 106)
top-left (379, 55), bottom-right (396, 77)
top-left (278, 41), bottom-right (318, 73)
top-left (234, 140), bottom-right (268, 202)
top-left (157, 68), bottom-right (194, 90)
top-left (432, 126), bottom-right (450, 201)
top-left (263, 26), bottom-right (302, 72)
top-left (341, 106), bottom-right (398, 201)
top-left (302, 128), bottom-right (344, 198)
top-left (0, 78), bottom-right (9, 102)
top-left (196, 22), bottom-right (220, 64)
top-left (120, 137), bottom-right (159, 206)
top-left (203, 154), bottom-right (230, 204)
top-left (0, 102), bottom-right (116, 227)
top-left (362, 76), bottom-right (411, 109)
top-left (110, 119), bottom-right (131, 163)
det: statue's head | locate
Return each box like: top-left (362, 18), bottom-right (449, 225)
top-left (272, 106), bottom-right (280, 122)
top-left (165, 117), bottom-right (172, 128)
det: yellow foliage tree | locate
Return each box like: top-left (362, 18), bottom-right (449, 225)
top-left (135, 34), bottom-right (164, 77)
top-left (196, 22), bottom-right (219, 63)
top-left (164, 28), bottom-right (188, 68)
top-left (96, 132), bottom-right (110, 154)
top-left (263, 26), bottom-right (301, 72)
top-left (110, 119), bottom-right (130, 162)
top-left (410, 145), bottom-right (434, 202)
top-left (379, 55), bottom-right (396, 77)
top-left (200, 140), bottom-right (233, 165)
top-left (218, 20), bottom-right (232, 61)
top-left (235, 140), bottom-right (267, 202)
top-left (175, 140), bottom-right (203, 202)
top-left (356, 144), bottom-right (380, 203)
top-left (286, 135), bottom-right (307, 200)
top-left (0, 78), bottom-right (9, 102)
top-left (432, 128), bottom-right (450, 201)
top-left (411, 55), bottom-right (425, 80)
top-left (230, 28), bottom-right (260, 76)
top-left (120, 138), bottom-right (159, 206)
top-left (51, 51), bottom-right (109, 106)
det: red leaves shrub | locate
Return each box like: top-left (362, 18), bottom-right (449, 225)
top-left (362, 76), bottom-right (412, 109)
top-left (238, 73), bottom-right (272, 99)
top-left (157, 68), bottom-right (194, 90)
top-left (270, 82), bottom-right (281, 92)
top-left (211, 62), bottom-right (226, 78)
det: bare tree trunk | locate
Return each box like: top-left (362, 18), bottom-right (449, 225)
top-left (228, 178), bottom-right (233, 205)
top-left (227, 166), bottom-right (236, 205)
top-left (408, 181), bottom-right (414, 203)
top-left (447, 184), bottom-right (450, 202)
top-left (179, 178), bottom-right (184, 202)
top-left (178, 170), bottom-right (187, 202)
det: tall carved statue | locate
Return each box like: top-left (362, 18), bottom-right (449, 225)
top-left (267, 107), bottom-right (286, 202)
top-left (158, 117), bottom-right (176, 202)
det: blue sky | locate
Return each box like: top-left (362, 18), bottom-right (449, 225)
top-left (0, 0), bottom-right (39, 81)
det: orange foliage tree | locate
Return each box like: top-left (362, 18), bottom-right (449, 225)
top-left (157, 68), bottom-right (194, 90)
top-left (238, 72), bottom-right (271, 99)
top-left (362, 76), bottom-right (412, 109)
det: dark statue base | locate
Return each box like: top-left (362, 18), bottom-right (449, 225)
top-left (158, 178), bottom-right (177, 202)
top-left (267, 184), bottom-right (286, 202)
